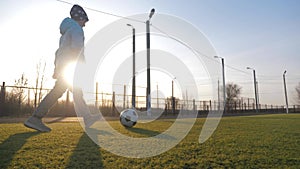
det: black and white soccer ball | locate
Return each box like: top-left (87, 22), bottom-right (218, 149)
top-left (120, 109), bottom-right (138, 128)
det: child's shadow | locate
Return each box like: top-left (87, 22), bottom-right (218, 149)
top-left (66, 132), bottom-right (104, 168)
top-left (0, 131), bottom-right (40, 169)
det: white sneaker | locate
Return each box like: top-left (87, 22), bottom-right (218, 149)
top-left (24, 116), bottom-right (51, 132)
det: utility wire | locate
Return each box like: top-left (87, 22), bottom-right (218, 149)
top-left (56, 0), bottom-right (145, 23)
top-left (151, 24), bottom-right (217, 63)
top-left (151, 24), bottom-right (252, 76)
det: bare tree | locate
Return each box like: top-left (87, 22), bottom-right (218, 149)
top-left (12, 73), bottom-right (28, 106)
top-left (226, 82), bottom-right (242, 111)
top-left (34, 60), bottom-right (47, 108)
top-left (38, 62), bottom-right (46, 103)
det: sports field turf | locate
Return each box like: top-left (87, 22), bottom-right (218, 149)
top-left (0, 114), bottom-right (299, 168)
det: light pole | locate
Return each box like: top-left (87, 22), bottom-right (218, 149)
top-left (256, 81), bottom-right (260, 109)
top-left (247, 67), bottom-right (259, 113)
top-left (217, 79), bottom-right (220, 111)
top-left (283, 70), bottom-right (289, 114)
top-left (214, 56), bottom-right (226, 112)
top-left (146, 8), bottom-right (155, 116)
top-left (127, 24), bottom-right (136, 109)
top-left (172, 77), bottom-right (176, 114)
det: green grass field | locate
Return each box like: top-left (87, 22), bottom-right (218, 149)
top-left (0, 114), bottom-right (299, 168)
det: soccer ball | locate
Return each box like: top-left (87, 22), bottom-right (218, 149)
top-left (120, 109), bottom-right (138, 128)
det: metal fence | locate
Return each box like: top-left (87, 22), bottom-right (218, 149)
top-left (1, 82), bottom-right (300, 117)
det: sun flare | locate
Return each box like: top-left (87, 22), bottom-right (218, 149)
top-left (63, 62), bottom-right (76, 86)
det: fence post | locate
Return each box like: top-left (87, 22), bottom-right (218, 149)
top-left (265, 104), bottom-right (267, 110)
top-left (95, 82), bottom-right (98, 108)
top-left (213, 100), bottom-right (216, 111)
top-left (66, 90), bottom-right (70, 106)
top-left (271, 105), bottom-right (273, 110)
top-left (136, 95), bottom-right (138, 108)
top-left (101, 92), bottom-right (104, 108)
top-left (0, 82), bottom-right (6, 114)
top-left (193, 99), bottom-right (196, 113)
top-left (172, 96), bottom-right (175, 114)
top-left (27, 89), bottom-right (30, 105)
top-left (234, 102), bottom-right (237, 113)
top-left (112, 91), bottom-right (115, 116)
top-left (123, 85), bottom-right (126, 109)
top-left (259, 104), bottom-right (261, 112)
top-left (248, 98), bottom-right (250, 111)
top-left (0, 82), bottom-right (5, 103)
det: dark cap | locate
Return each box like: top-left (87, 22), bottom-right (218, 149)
top-left (70, 4), bottom-right (89, 22)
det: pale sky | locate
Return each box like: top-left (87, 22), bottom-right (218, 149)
top-left (0, 0), bottom-right (300, 105)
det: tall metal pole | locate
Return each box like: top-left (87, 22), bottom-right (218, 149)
top-left (127, 24), bottom-right (136, 108)
top-left (214, 56), bottom-right (226, 112)
top-left (157, 84), bottom-right (159, 109)
top-left (217, 79), bottom-right (220, 111)
top-left (221, 58), bottom-right (226, 108)
top-left (253, 69), bottom-right (258, 113)
top-left (146, 8), bottom-right (155, 116)
top-left (132, 28), bottom-right (136, 108)
top-left (283, 70), bottom-right (289, 114)
top-left (256, 81), bottom-right (260, 109)
top-left (146, 19), bottom-right (151, 115)
top-left (247, 67), bottom-right (259, 113)
top-left (172, 79), bottom-right (176, 114)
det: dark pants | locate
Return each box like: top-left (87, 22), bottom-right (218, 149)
top-left (33, 78), bottom-right (89, 118)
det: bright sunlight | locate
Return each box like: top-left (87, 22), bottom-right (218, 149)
top-left (63, 62), bottom-right (76, 86)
